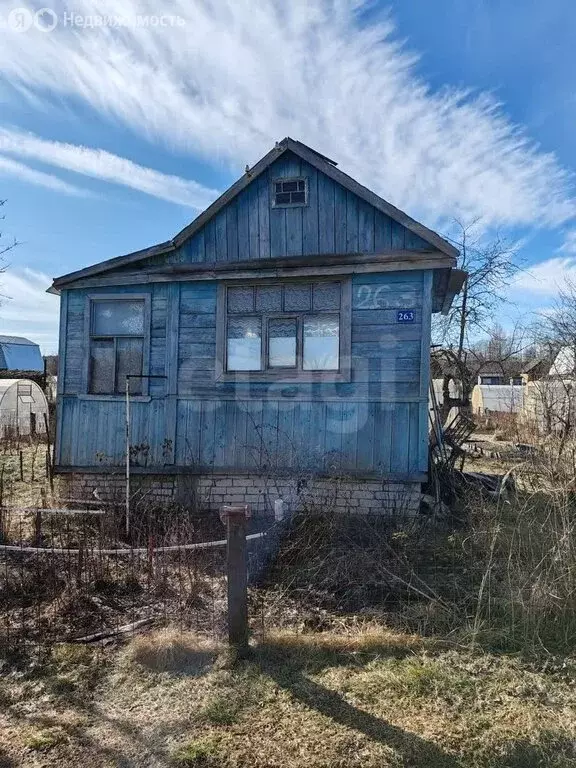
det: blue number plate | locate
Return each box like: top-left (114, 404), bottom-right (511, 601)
top-left (397, 310), bottom-right (415, 323)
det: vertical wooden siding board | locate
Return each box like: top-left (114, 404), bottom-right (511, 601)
top-left (204, 219), bottom-right (216, 262)
top-left (420, 270), bottom-right (433, 399)
top-left (296, 402), bottom-right (312, 466)
top-left (405, 230), bottom-right (431, 250)
top-left (408, 402), bottom-right (421, 473)
top-left (182, 402), bottom-right (201, 466)
top-left (308, 402), bottom-right (324, 469)
top-left (236, 189), bottom-right (250, 262)
top-left (355, 401), bottom-right (375, 471)
top-left (341, 402), bottom-right (359, 470)
top-left (233, 403), bottom-right (248, 466)
top-left (277, 401), bottom-right (294, 467)
top-left (302, 166), bottom-right (319, 254)
top-left (270, 207), bottom-right (286, 258)
top-left (257, 172), bottom-right (270, 259)
top-left (418, 269), bottom-right (433, 474)
top-left (284, 155), bottom-right (303, 257)
top-left (391, 220), bottom-right (406, 250)
top-left (244, 401), bottom-right (263, 467)
top-left (346, 191), bottom-right (359, 253)
top-left (167, 283), bottom-right (180, 395)
top-left (358, 201), bottom-right (375, 253)
top-left (247, 180), bottom-right (260, 259)
top-left (334, 183), bottom-right (347, 253)
top-left (417, 400), bottom-right (429, 472)
top-left (215, 210), bottom-right (228, 262)
top-left (374, 210), bottom-right (392, 251)
top-left (226, 202), bottom-right (239, 262)
top-left (390, 403), bottom-right (410, 472)
top-left (202, 404), bottom-right (217, 467)
top-left (318, 174), bottom-right (335, 254)
top-left (375, 403), bottom-right (393, 474)
top-left (189, 231), bottom-right (205, 263)
top-left (260, 401), bottom-right (279, 468)
top-left (324, 401), bottom-right (343, 468)
top-left (55, 290), bottom-right (69, 465)
top-left (213, 402), bottom-right (228, 466)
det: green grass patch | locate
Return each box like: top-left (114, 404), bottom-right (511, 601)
top-left (172, 737), bottom-right (219, 766)
top-left (25, 727), bottom-right (67, 752)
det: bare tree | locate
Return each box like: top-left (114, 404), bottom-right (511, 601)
top-left (526, 280), bottom-right (576, 443)
top-left (0, 200), bottom-right (17, 260)
top-left (432, 220), bottom-right (521, 410)
top-left (436, 219), bottom-right (520, 359)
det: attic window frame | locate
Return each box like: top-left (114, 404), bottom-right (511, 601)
top-left (271, 176), bottom-right (309, 208)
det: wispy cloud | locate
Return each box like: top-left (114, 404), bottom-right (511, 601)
top-left (0, 128), bottom-right (219, 208)
top-left (512, 257), bottom-right (576, 297)
top-left (0, 154), bottom-right (86, 195)
top-left (0, 268), bottom-right (58, 352)
top-left (0, 0), bottom-right (572, 229)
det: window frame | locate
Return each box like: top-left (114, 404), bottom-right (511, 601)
top-left (271, 176), bottom-right (309, 208)
top-left (216, 279), bottom-right (352, 382)
top-left (83, 293), bottom-right (151, 398)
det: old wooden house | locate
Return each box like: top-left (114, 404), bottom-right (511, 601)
top-left (50, 138), bottom-right (464, 513)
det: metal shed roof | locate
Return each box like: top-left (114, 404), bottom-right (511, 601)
top-left (0, 336), bottom-right (43, 372)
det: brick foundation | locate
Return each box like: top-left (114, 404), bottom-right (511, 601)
top-left (63, 472), bottom-right (422, 516)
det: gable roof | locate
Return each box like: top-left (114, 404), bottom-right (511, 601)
top-left (51, 137), bottom-right (458, 291)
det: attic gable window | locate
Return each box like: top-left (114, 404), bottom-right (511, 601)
top-left (272, 177), bottom-right (308, 207)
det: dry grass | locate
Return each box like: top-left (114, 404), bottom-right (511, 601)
top-left (124, 628), bottom-right (221, 673)
top-left (1, 626), bottom-right (576, 767)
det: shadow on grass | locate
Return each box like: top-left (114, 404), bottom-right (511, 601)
top-left (0, 746), bottom-right (16, 768)
top-left (254, 639), bottom-right (462, 768)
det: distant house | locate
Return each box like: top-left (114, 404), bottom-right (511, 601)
top-left (0, 336), bottom-right (43, 373)
top-left (50, 137), bottom-right (465, 513)
top-left (478, 373), bottom-right (504, 386)
top-left (521, 357), bottom-right (550, 383)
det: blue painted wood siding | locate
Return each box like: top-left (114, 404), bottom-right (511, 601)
top-left (141, 151), bottom-right (431, 268)
top-left (56, 270), bottom-right (432, 477)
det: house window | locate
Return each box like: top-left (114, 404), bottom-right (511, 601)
top-left (88, 299), bottom-right (145, 394)
top-left (272, 177), bottom-right (308, 207)
top-left (220, 281), bottom-right (348, 377)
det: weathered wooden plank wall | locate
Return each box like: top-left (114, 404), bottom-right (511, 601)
top-left (149, 151), bottom-right (432, 266)
top-left (56, 269), bottom-right (431, 478)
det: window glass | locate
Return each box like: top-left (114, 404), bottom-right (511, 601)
top-left (90, 339), bottom-right (115, 393)
top-left (227, 286), bottom-right (254, 313)
top-left (303, 315), bottom-right (340, 370)
top-left (256, 285), bottom-right (282, 312)
top-left (273, 178), bottom-right (308, 206)
top-left (313, 282), bottom-right (341, 310)
top-left (116, 338), bottom-right (144, 394)
top-left (92, 300), bottom-right (144, 336)
top-left (284, 284), bottom-right (311, 311)
top-left (227, 317), bottom-right (262, 371)
top-left (268, 318), bottom-right (297, 367)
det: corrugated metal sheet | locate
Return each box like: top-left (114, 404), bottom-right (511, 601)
top-left (473, 385), bottom-right (524, 414)
top-left (0, 337), bottom-right (43, 372)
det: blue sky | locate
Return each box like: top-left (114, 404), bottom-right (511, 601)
top-left (0, 0), bottom-right (574, 351)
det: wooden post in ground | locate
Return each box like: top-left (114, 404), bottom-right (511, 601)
top-left (221, 504), bottom-right (250, 656)
top-left (33, 509), bottom-right (42, 546)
